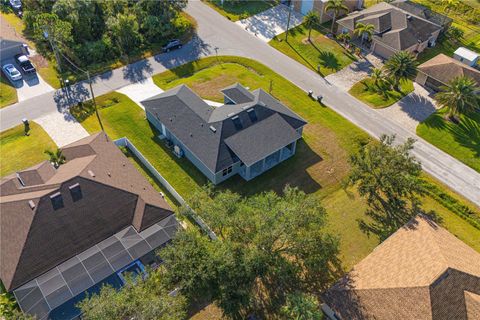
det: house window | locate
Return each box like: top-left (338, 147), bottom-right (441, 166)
top-left (222, 166), bottom-right (233, 176)
top-left (231, 116), bottom-right (243, 130)
top-left (69, 183), bottom-right (83, 202)
top-left (247, 108), bottom-right (258, 122)
top-left (50, 192), bottom-right (64, 210)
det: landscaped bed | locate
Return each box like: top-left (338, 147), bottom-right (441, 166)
top-left (417, 108), bottom-right (480, 173)
top-left (203, 0), bottom-right (278, 21)
top-left (75, 56), bottom-right (480, 268)
top-left (0, 121), bottom-right (56, 177)
top-left (269, 24), bottom-right (356, 76)
top-left (349, 78), bottom-right (414, 109)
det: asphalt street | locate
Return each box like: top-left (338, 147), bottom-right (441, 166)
top-left (1, 0), bottom-right (479, 206)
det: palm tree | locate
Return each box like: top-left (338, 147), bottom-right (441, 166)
top-left (337, 32), bottom-right (351, 46)
top-left (370, 68), bottom-right (384, 89)
top-left (435, 76), bottom-right (480, 122)
top-left (304, 10), bottom-right (320, 42)
top-left (383, 51), bottom-right (418, 91)
top-left (45, 148), bottom-right (66, 168)
top-left (354, 22), bottom-right (375, 47)
top-left (325, 0), bottom-right (348, 33)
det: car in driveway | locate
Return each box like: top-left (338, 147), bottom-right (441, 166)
top-left (2, 63), bottom-right (22, 82)
top-left (9, 0), bottom-right (22, 10)
top-left (162, 39), bottom-right (182, 52)
top-left (15, 54), bottom-right (36, 74)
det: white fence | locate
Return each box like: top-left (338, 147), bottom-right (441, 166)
top-left (115, 137), bottom-right (217, 240)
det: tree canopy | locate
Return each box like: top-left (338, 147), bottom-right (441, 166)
top-left (345, 135), bottom-right (428, 241)
top-left (23, 0), bottom-right (192, 68)
top-left (383, 51), bottom-right (418, 91)
top-left (160, 186), bottom-right (341, 319)
top-left (435, 76), bottom-right (480, 121)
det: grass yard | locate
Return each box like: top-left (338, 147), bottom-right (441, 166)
top-left (0, 122), bottom-right (56, 177)
top-left (0, 75), bottom-right (17, 108)
top-left (269, 24), bottom-right (357, 76)
top-left (203, 0), bottom-right (278, 21)
top-left (349, 78), bottom-right (414, 108)
top-left (417, 108), bottom-right (480, 173)
top-left (78, 56), bottom-right (480, 270)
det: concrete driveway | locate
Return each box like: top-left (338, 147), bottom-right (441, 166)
top-left (376, 83), bottom-right (439, 133)
top-left (2, 58), bottom-right (54, 102)
top-left (235, 4), bottom-right (304, 42)
top-left (325, 59), bottom-right (372, 91)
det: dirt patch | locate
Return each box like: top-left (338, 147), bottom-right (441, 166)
top-left (0, 14), bottom-right (25, 43)
top-left (29, 55), bottom-right (49, 68)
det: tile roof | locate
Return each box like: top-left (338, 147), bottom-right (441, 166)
top-left (0, 133), bottom-right (174, 292)
top-left (141, 84), bottom-right (306, 172)
top-left (418, 53), bottom-right (480, 85)
top-left (323, 215), bottom-right (480, 319)
top-left (337, 2), bottom-right (442, 51)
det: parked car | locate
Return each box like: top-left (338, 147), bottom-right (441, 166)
top-left (162, 39), bottom-right (182, 52)
top-left (9, 0), bottom-right (22, 10)
top-left (15, 54), bottom-right (36, 74)
top-left (2, 63), bottom-right (22, 82)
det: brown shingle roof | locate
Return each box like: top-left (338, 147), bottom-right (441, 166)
top-left (0, 133), bottom-right (174, 291)
top-left (418, 53), bottom-right (480, 86)
top-left (323, 215), bottom-right (480, 319)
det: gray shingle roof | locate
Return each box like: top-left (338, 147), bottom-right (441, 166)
top-left (142, 84), bottom-right (306, 172)
top-left (224, 113), bottom-right (300, 166)
top-left (221, 82), bottom-right (255, 104)
top-left (390, 0), bottom-right (452, 27)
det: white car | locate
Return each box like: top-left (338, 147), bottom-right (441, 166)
top-left (2, 64), bottom-right (23, 82)
top-left (9, 0), bottom-right (22, 10)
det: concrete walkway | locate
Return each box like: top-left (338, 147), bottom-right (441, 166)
top-left (34, 111), bottom-right (89, 147)
top-left (377, 83), bottom-right (439, 133)
top-left (235, 4), bottom-right (304, 42)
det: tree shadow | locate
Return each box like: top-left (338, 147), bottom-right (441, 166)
top-left (449, 115), bottom-right (480, 158)
top-left (319, 51), bottom-right (340, 71)
top-left (397, 93), bottom-right (437, 122)
top-left (285, 42), bottom-right (325, 77)
top-left (421, 111), bottom-right (449, 130)
top-left (219, 139), bottom-right (323, 197)
top-left (122, 59), bottom-right (154, 83)
top-left (53, 83), bottom-right (90, 120)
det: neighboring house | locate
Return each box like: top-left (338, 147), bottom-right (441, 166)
top-left (390, 0), bottom-right (452, 31)
top-left (454, 47), bottom-right (480, 68)
top-left (336, 1), bottom-right (443, 59)
top-left (416, 53), bottom-right (480, 92)
top-left (292, 0), bottom-right (363, 23)
top-left (142, 83), bottom-right (307, 185)
top-left (0, 133), bottom-right (178, 320)
top-left (322, 215), bottom-right (480, 320)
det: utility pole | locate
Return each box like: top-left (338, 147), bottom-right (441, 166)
top-left (87, 71), bottom-right (105, 132)
top-left (285, 4), bottom-right (292, 42)
top-left (43, 27), bottom-right (64, 86)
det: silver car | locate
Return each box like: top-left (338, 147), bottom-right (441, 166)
top-left (2, 64), bottom-right (23, 82)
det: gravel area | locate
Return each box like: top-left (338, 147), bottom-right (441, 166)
top-left (325, 59), bottom-right (372, 91)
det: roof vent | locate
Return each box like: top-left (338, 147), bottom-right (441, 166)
top-left (227, 112), bottom-right (236, 117)
top-left (69, 183), bottom-right (83, 202)
top-left (88, 170), bottom-right (95, 177)
top-left (407, 14), bottom-right (412, 20)
top-left (231, 115), bottom-right (243, 130)
top-left (258, 101), bottom-right (266, 107)
top-left (28, 200), bottom-right (35, 210)
top-left (16, 173), bottom-right (25, 187)
top-left (209, 126), bottom-right (217, 133)
top-left (190, 133), bottom-right (193, 137)
top-left (50, 192), bottom-right (64, 210)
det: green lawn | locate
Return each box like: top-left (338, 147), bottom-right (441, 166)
top-left (203, 0), bottom-right (278, 21)
top-left (0, 122), bottom-right (56, 177)
top-left (417, 108), bottom-right (480, 173)
top-left (0, 75), bottom-right (17, 108)
top-left (349, 78), bottom-right (414, 108)
top-left (269, 24), bottom-right (357, 76)
top-left (77, 56), bottom-right (480, 269)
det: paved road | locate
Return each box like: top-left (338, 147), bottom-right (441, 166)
top-left (1, 0), bottom-right (479, 207)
